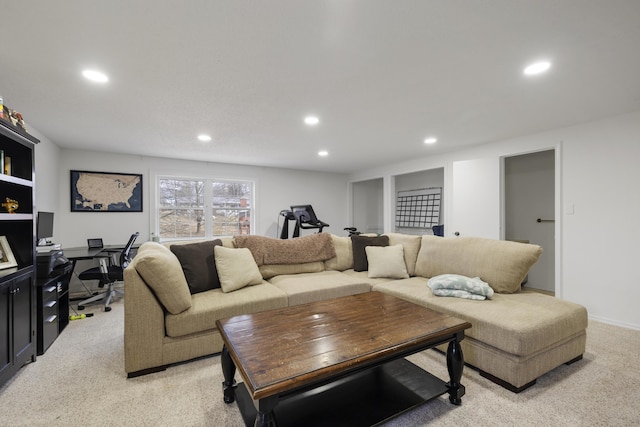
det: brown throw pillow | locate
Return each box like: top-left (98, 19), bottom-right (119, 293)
top-left (351, 235), bottom-right (389, 272)
top-left (170, 239), bottom-right (223, 294)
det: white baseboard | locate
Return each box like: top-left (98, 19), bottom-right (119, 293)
top-left (589, 314), bottom-right (640, 331)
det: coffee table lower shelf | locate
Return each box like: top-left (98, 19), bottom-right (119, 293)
top-left (232, 357), bottom-right (450, 427)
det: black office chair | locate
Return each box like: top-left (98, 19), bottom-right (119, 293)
top-left (77, 232), bottom-right (139, 312)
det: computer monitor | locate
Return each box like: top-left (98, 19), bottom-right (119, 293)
top-left (36, 211), bottom-right (54, 245)
top-left (290, 205), bottom-right (319, 224)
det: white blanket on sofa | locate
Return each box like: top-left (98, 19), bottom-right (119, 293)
top-left (428, 274), bottom-right (494, 301)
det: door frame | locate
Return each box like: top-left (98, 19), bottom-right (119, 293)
top-left (500, 143), bottom-right (563, 297)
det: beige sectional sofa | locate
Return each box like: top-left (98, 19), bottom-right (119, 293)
top-left (124, 232), bottom-right (587, 393)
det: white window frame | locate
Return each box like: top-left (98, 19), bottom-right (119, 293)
top-left (152, 172), bottom-right (255, 241)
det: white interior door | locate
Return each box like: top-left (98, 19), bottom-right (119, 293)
top-left (450, 157), bottom-right (500, 239)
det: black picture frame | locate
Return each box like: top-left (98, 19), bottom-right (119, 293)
top-left (70, 170), bottom-right (143, 212)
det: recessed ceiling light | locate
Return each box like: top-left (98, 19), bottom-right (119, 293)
top-left (82, 69), bottom-right (109, 83)
top-left (318, 150), bottom-right (329, 157)
top-left (304, 116), bottom-right (319, 126)
top-left (424, 137), bottom-right (437, 144)
top-left (523, 61), bottom-right (551, 76)
top-left (197, 134), bottom-right (212, 142)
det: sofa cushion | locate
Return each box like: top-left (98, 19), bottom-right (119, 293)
top-left (269, 270), bottom-right (371, 306)
top-left (134, 242), bottom-right (192, 314)
top-left (374, 279), bottom-right (588, 356)
top-left (214, 246), bottom-right (264, 293)
top-left (165, 283), bottom-right (288, 338)
top-left (366, 244), bottom-right (409, 279)
top-left (415, 236), bottom-right (542, 293)
top-left (351, 235), bottom-right (389, 272)
top-left (259, 261), bottom-right (325, 279)
top-left (324, 234), bottom-right (354, 271)
top-left (170, 239), bottom-right (222, 294)
top-left (341, 269), bottom-right (397, 286)
top-left (385, 233), bottom-right (421, 276)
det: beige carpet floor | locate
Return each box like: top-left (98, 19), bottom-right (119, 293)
top-left (1, 297), bottom-right (639, 426)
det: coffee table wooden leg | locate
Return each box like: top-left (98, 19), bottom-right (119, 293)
top-left (221, 345), bottom-right (237, 403)
top-left (254, 395), bottom-right (278, 427)
top-left (446, 335), bottom-right (466, 405)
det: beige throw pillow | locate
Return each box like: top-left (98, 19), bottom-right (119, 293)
top-left (134, 242), bottom-right (192, 314)
top-left (365, 244), bottom-right (410, 279)
top-left (214, 246), bottom-right (264, 293)
top-left (385, 233), bottom-right (421, 276)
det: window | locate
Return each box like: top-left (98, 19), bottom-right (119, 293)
top-left (212, 181), bottom-right (252, 236)
top-left (158, 177), bottom-right (253, 239)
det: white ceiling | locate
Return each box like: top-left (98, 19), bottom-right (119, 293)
top-left (2, 1), bottom-right (640, 174)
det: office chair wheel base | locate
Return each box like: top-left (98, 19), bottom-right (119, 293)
top-left (104, 306), bottom-right (112, 312)
top-left (78, 305), bottom-right (85, 310)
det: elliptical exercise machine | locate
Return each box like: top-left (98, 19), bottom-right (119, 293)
top-left (279, 205), bottom-right (329, 239)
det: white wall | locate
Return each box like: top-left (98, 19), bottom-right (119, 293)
top-left (560, 112), bottom-right (640, 330)
top-left (50, 149), bottom-right (349, 247)
top-left (30, 129), bottom-right (61, 216)
top-left (350, 110), bottom-right (640, 330)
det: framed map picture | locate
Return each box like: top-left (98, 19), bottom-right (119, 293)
top-left (70, 170), bottom-right (143, 212)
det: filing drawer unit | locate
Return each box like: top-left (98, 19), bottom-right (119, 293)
top-left (36, 269), bottom-right (71, 355)
top-left (37, 281), bottom-right (58, 355)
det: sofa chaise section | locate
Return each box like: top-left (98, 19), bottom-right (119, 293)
top-left (374, 278), bottom-right (587, 391)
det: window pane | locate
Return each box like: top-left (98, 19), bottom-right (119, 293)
top-left (211, 181), bottom-right (252, 236)
top-left (212, 182), bottom-right (251, 208)
top-left (160, 179), bottom-right (205, 208)
top-left (212, 208), bottom-right (250, 235)
top-left (159, 208), bottom-right (205, 238)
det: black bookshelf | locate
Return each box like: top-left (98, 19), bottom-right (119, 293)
top-left (0, 118), bottom-right (39, 388)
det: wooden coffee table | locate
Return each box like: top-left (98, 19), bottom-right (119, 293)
top-left (217, 292), bottom-right (471, 427)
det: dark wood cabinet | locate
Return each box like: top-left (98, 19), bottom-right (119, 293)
top-left (0, 119), bottom-right (38, 388)
top-left (0, 268), bottom-right (36, 386)
top-left (37, 266), bottom-right (72, 355)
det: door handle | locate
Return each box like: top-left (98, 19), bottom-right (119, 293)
top-left (454, 232), bottom-right (460, 236)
